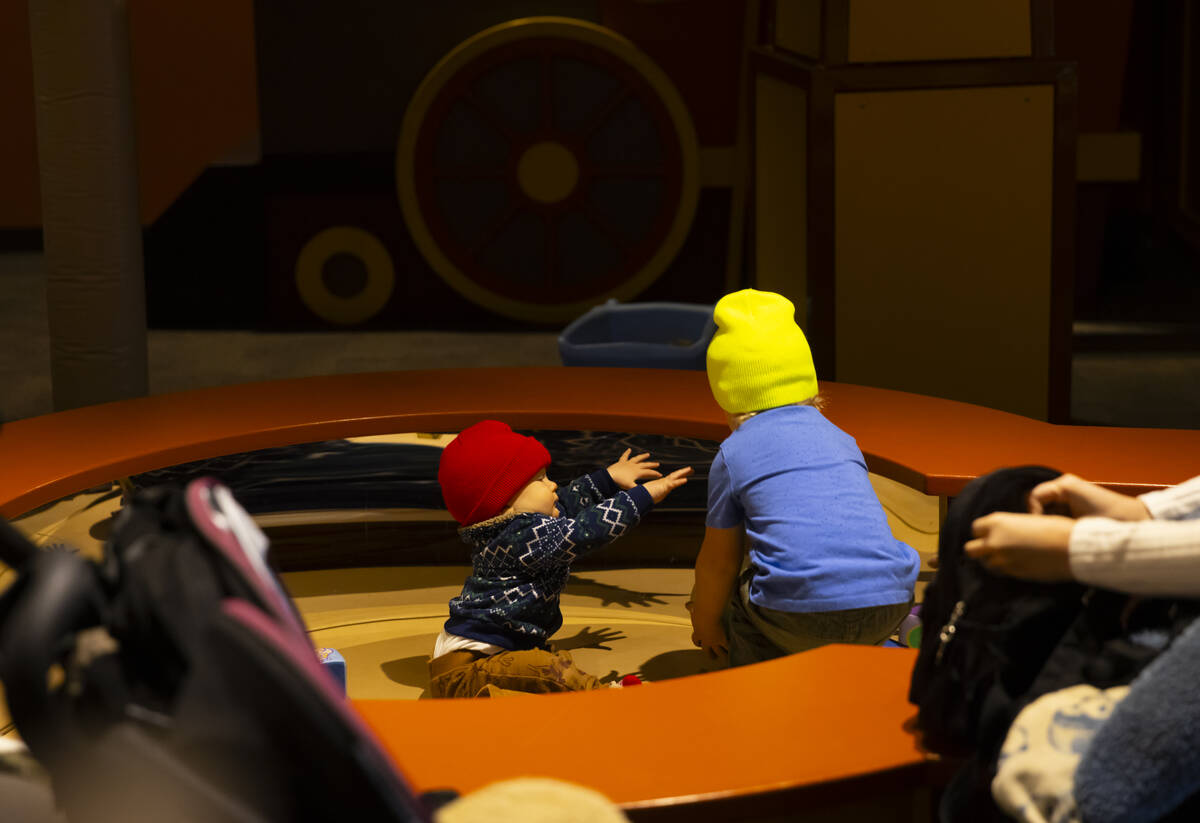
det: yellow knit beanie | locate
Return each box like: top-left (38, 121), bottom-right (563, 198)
top-left (706, 289), bottom-right (818, 413)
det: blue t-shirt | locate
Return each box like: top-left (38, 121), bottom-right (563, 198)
top-left (706, 405), bottom-right (919, 613)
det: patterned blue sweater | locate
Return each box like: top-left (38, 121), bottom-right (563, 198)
top-left (443, 469), bottom-right (653, 650)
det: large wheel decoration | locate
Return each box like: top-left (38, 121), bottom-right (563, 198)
top-left (397, 17), bottom-right (700, 323)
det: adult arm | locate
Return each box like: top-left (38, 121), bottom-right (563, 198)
top-left (967, 511), bottom-right (1200, 596)
top-left (967, 473), bottom-right (1200, 591)
top-left (1068, 517), bottom-right (1200, 596)
top-left (1138, 474), bottom-right (1200, 521)
top-left (1068, 473), bottom-right (1200, 594)
top-left (1027, 473), bottom-right (1152, 520)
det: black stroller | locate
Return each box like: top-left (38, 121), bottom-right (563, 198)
top-left (0, 478), bottom-right (439, 822)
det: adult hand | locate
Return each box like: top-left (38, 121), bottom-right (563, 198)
top-left (642, 466), bottom-right (693, 503)
top-left (607, 449), bottom-right (663, 490)
top-left (1029, 473), bottom-right (1151, 521)
top-left (691, 618), bottom-right (729, 661)
top-left (964, 512), bottom-right (1075, 581)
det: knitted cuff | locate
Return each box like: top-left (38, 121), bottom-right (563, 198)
top-left (622, 483), bottom-right (654, 516)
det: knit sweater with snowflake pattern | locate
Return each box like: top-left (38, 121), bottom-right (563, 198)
top-left (443, 469), bottom-right (653, 650)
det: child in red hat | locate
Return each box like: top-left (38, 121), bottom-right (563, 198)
top-left (430, 420), bottom-right (692, 697)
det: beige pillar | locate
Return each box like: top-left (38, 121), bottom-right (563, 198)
top-left (27, 0), bottom-right (148, 411)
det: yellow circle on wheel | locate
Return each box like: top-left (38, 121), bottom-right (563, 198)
top-left (295, 227), bottom-right (395, 325)
top-left (517, 141), bottom-right (580, 203)
top-left (397, 16), bottom-right (700, 324)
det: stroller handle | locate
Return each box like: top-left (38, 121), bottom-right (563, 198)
top-left (0, 549), bottom-right (101, 762)
top-left (0, 516), bottom-right (36, 570)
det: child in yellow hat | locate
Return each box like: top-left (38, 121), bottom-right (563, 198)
top-left (690, 289), bottom-right (920, 666)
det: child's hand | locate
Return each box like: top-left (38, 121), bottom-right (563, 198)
top-left (643, 466), bottom-right (693, 503)
top-left (607, 449), bottom-right (663, 490)
top-left (691, 618), bottom-right (729, 661)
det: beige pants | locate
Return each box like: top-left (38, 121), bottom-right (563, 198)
top-left (429, 649), bottom-right (608, 698)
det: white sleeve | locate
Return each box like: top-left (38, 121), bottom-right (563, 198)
top-left (1138, 475), bottom-right (1200, 521)
top-left (1068, 516), bottom-right (1200, 596)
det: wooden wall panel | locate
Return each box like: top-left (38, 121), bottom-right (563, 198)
top-left (846, 0), bottom-right (1031, 63)
top-left (753, 74), bottom-right (809, 321)
top-left (834, 85), bottom-right (1055, 419)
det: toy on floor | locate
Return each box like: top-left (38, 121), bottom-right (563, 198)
top-left (317, 647), bottom-right (347, 694)
top-left (900, 606), bottom-right (923, 648)
top-left (882, 606), bottom-right (922, 648)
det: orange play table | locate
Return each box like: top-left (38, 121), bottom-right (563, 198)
top-left (2, 368), bottom-right (1197, 819)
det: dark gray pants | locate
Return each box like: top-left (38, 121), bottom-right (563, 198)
top-left (725, 570), bottom-right (912, 668)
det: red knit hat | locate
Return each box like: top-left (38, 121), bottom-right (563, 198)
top-left (438, 420), bottom-right (552, 526)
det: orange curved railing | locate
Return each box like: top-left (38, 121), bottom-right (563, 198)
top-left (3, 367), bottom-right (1198, 520)
top-left (2, 368), bottom-right (1198, 816)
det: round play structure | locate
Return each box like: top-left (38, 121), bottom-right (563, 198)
top-left (2, 368), bottom-right (1199, 820)
top-left (396, 17), bottom-right (700, 324)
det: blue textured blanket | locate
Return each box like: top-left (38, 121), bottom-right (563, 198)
top-left (1075, 616), bottom-right (1200, 823)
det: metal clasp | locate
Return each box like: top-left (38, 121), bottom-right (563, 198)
top-left (935, 600), bottom-right (966, 665)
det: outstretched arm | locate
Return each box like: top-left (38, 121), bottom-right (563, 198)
top-left (518, 468), bottom-right (692, 571)
top-left (556, 452), bottom-right (690, 518)
top-left (560, 467), bottom-right (691, 551)
top-left (554, 470), bottom-right (620, 518)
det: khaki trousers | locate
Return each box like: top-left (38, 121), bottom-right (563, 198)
top-left (429, 648), bottom-right (608, 698)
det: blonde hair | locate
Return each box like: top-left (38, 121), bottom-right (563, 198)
top-left (727, 394), bottom-right (826, 430)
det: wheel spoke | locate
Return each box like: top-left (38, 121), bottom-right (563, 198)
top-left (539, 53), bottom-right (554, 132)
top-left (432, 168), bottom-right (508, 180)
top-left (468, 201), bottom-right (522, 259)
top-left (579, 85), bottom-right (632, 139)
top-left (587, 165), bottom-right (665, 178)
top-left (579, 202), bottom-right (631, 255)
top-left (543, 210), bottom-right (558, 286)
top-left (463, 90), bottom-right (520, 143)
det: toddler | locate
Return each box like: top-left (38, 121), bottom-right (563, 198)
top-left (690, 289), bottom-right (920, 666)
top-left (431, 419), bottom-right (691, 697)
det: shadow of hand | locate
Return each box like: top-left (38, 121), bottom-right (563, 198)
top-left (552, 625), bottom-right (627, 651)
top-left (567, 574), bottom-right (678, 608)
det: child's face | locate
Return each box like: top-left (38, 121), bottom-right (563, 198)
top-left (507, 469), bottom-right (559, 517)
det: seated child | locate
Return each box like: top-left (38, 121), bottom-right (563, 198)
top-left (430, 419), bottom-right (692, 698)
top-left (690, 288), bottom-right (920, 667)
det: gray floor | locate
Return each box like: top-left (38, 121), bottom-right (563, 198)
top-left (2, 251), bottom-right (1198, 429)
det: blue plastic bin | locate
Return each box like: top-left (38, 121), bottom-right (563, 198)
top-left (558, 300), bottom-right (716, 370)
